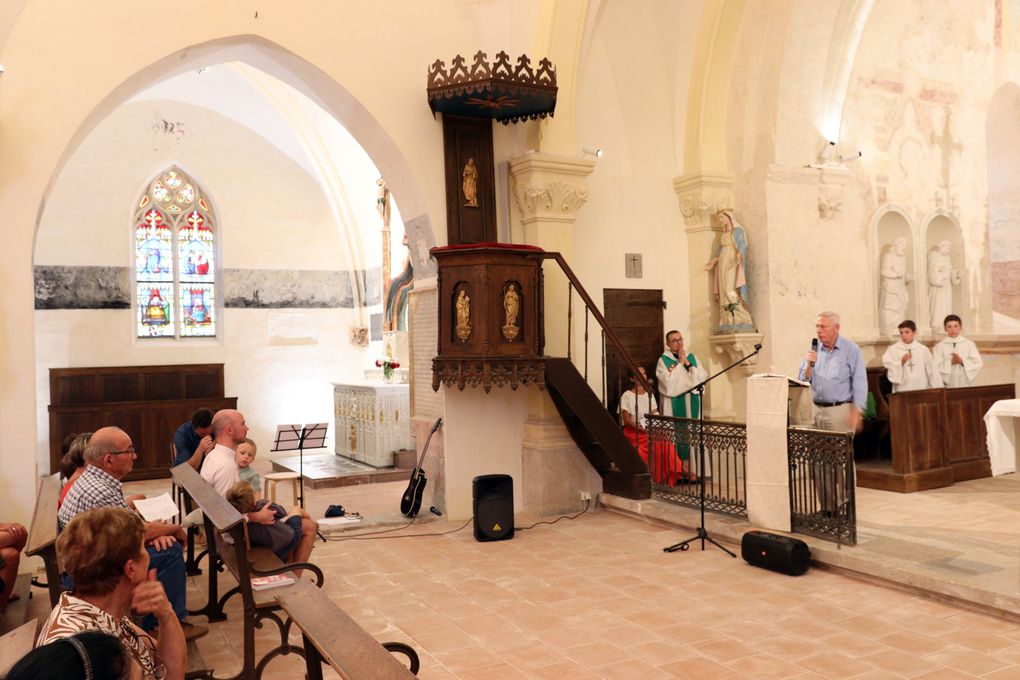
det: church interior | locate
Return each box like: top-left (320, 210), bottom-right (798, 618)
top-left (3, 1), bottom-right (1020, 677)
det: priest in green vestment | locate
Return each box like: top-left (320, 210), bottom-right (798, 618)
top-left (655, 330), bottom-right (708, 481)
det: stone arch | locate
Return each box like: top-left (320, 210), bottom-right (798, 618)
top-left (35, 35), bottom-right (434, 275)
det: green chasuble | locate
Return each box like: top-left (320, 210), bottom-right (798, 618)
top-left (660, 352), bottom-right (701, 418)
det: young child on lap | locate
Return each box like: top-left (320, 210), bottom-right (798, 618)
top-left (236, 438), bottom-right (262, 499)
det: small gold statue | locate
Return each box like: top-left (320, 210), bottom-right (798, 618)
top-left (502, 283), bottom-right (520, 341)
top-left (455, 289), bottom-right (472, 341)
top-left (462, 158), bottom-right (479, 207)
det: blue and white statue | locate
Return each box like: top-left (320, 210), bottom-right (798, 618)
top-left (705, 209), bottom-right (754, 332)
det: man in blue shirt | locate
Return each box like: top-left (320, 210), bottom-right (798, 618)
top-left (798, 311), bottom-right (866, 433)
top-left (797, 311), bottom-right (865, 516)
top-left (173, 408), bottom-right (214, 469)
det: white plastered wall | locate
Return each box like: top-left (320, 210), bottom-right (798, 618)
top-left (33, 99), bottom-right (368, 469)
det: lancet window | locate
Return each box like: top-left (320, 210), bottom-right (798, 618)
top-left (134, 166), bottom-right (217, 338)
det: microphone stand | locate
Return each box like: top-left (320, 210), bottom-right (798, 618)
top-left (663, 342), bottom-right (763, 556)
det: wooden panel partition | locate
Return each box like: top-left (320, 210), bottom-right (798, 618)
top-left (49, 364), bottom-right (236, 481)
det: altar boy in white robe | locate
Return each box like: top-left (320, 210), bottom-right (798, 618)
top-left (933, 314), bottom-right (983, 388)
top-left (882, 320), bottom-right (943, 393)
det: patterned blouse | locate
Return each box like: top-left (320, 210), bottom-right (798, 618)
top-left (38, 592), bottom-right (167, 680)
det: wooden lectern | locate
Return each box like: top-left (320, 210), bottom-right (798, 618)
top-left (431, 244), bottom-right (545, 392)
top-left (856, 383), bottom-right (1015, 493)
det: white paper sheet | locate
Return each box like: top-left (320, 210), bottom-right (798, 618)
top-left (133, 493), bottom-right (179, 522)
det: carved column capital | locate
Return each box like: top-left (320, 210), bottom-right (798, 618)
top-left (709, 332), bottom-right (765, 376)
top-left (673, 173), bottom-right (735, 233)
top-left (509, 153), bottom-right (596, 225)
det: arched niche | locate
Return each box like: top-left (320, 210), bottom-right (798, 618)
top-left (987, 82), bottom-right (1020, 332)
top-left (922, 213), bottom-right (965, 334)
top-left (873, 208), bottom-right (917, 336)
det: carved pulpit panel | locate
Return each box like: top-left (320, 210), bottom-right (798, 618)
top-left (432, 245), bottom-right (544, 391)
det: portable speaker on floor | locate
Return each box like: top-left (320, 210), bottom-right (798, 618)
top-left (472, 474), bottom-right (514, 542)
top-left (741, 530), bottom-right (810, 576)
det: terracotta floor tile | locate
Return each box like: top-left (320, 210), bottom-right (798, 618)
top-left (795, 650), bottom-right (876, 679)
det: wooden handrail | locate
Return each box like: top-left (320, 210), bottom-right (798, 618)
top-left (535, 252), bottom-right (656, 397)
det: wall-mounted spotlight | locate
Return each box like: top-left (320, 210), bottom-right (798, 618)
top-left (0, 65), bottom-right (6, 77)
top-left (839, 150), bottom-right (862, 163)
top-left (818, 140), bottom-right (838, 164)
top-left (582, 146), bottom-right (604, 159)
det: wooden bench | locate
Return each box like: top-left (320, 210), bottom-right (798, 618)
top-left (0, 619), bottom-right (37, 679)
top-left (172, 463), bottom-right (325, 679)
top-left (24, 473), bottom-right (63, 608)
top-left (277, 581), bottom-right (418, 679)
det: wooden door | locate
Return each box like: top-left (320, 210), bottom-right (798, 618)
top-left (603, 289), bottom-right (665, 420)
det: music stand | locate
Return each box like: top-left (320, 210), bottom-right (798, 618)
top-left (272, 423), bottom-right (328, 509)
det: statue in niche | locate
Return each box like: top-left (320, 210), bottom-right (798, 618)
top-left (927, 240), bottom-right (960, 330)
top-left (879, 237), bottom-right (912, 335)
top-left (502, 283), bottom-right (520, 341)
top-left (462, 158), bottom-right (479, 208)
top-left (455, 289), bottom-right (472, 341)
top-left (704, 209), bottom-right (754, 331)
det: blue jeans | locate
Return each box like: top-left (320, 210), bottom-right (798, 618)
top-left (62, 542), bottom-right (187, 631)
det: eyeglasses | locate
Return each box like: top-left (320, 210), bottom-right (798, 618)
top-left (108, 447), bottom-right (136, 455)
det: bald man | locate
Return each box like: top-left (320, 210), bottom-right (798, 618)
top-left (200, 409), bottom-right (249, 496)
top-left (200, 410), bottom-right (275, 525)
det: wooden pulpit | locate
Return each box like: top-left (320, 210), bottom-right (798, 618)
top-left (431, 244), bottom-right (545, 391)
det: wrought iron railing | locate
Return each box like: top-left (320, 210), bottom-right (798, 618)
top-left (788, 426), bottom-right (857, 546)
top-left (646, 415), bottom-right (747, 517)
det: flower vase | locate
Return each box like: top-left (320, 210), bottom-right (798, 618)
top-left (383, 366), bottom-right (394, 383)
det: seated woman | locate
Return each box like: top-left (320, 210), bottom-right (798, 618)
top-left (619, 367), bottom-right (689, 485)
top-left (619, 367), bottom-right (658, 466)
top-left (225, 481), bottom-right (317, 565)
top-left (58, 432), bottom-right (91, 507)
top-left (7, 631), bottom-right (129, 680)
top-left (38, 507), bottom-right (186, 680)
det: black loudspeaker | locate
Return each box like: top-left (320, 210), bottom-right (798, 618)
top-left (741, 531), bottom-right (810, 576)
top-left (472, 474), bottom-right (514, 542)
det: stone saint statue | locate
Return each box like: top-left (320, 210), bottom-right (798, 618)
top-left (462, 158), bottom-right (479, 207)
top-left (879, 237), bottom-right (911, 335)
top-left (455, 289), bottom-right (472, 341)
top-left (704, 209), bottom-right (753, 331)
top-left (927, 240), bottom-right (959, 330)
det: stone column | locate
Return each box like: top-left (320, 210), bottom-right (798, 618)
top-left (509, 152), bottom-right (595, 357)
top-left (509, 153), bottom-right (601, 513)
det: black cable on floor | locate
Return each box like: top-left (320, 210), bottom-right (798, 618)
top-left (514, 498), bottom-right (592, 531)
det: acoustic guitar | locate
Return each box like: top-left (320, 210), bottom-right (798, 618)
top-left (400, 417), bottom-right (443, 517)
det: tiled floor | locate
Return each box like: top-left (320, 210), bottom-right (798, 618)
top-left (24, 459), bottom-right (1020, 679)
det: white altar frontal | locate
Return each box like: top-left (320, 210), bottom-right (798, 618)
top-left (332, 381), bottom-right (412, 468)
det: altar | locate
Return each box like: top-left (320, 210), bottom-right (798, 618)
top-left (332, 381), bottom-right (412, 468)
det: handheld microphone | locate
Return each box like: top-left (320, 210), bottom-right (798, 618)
top-left (810, 338), bottom-right (818, 367)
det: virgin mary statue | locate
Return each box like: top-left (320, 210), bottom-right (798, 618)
top-left (705, 209), bottom-right (754, 331)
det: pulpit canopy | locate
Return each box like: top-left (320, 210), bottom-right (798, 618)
top-left (426, 51), bottom-right (557, 125)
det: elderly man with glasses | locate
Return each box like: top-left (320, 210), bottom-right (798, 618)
top-left (57, 426), bottom-right (208, 642)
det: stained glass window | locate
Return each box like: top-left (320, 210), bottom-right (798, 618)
top-left (134, 167), bottom-right (217, 338)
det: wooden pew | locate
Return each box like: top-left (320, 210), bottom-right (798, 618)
top-left (0, 619), bottom-right (37, 679)
top-left (276, 580), bottom-right (419, 679)
top-left (24, 473), bottom-right (63, 608)
top-left (171, 463), bottom-right (324, 679)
